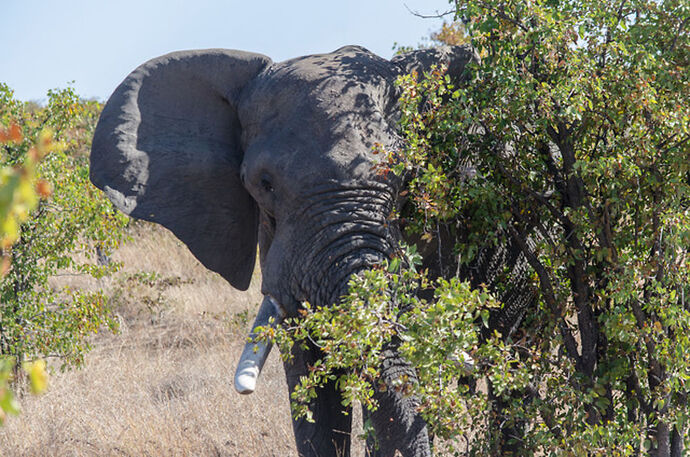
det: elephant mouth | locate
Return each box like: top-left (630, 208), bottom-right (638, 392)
top-left (233, 295), bottom-right (285, 394)
top-left (232, 249), bottom-right (383, 395)
top-left (233, 247), bottom-right (390, 396)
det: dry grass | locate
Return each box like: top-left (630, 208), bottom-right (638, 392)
top-left (0, 222), bottom-right (319, 456)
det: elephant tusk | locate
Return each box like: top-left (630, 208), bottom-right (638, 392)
top-left (234, 295), bottom-right (285, 394)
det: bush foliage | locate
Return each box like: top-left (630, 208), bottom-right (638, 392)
top-left (0, 84), bottom-right (128, 423)
top-left (271, 1), bottom-right (690, 455)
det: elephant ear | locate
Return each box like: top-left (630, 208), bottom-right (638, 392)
top-left (391, 45), bottom-right (477, 82)
top-left (90, 49), bottom-right (272, 290)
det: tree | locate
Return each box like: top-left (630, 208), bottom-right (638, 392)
top-left (270, 1), bottom-right (690, 455)
top-left (0, 84), bottom-right (128, 422)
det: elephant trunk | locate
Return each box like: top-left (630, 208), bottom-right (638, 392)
top-left (288, 183), bottom-right (400, 310)
top-left (234, 295), bottom-right (285, 394)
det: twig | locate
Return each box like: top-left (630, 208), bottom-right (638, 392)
top-left (404, 4), bottom-right (456, 19)
top-left (668, 16), bottom-right (689, 52)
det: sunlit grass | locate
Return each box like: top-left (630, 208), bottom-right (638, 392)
top-left (0, 222), bottom-right (303, 456)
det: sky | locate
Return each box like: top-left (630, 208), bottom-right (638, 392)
top-left (1, 0), bottom-right (453, 102)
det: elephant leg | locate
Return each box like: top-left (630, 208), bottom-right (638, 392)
top-left (284, 346), bottom-right (353, 457)
top-left (364, 346), bottom-right (431, 457)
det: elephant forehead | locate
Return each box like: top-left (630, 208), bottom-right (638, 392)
top-left (238, 92), bottom-right (398, 184)
top-left (241, 119), bottom-right (392, 187)
top-left (237, 49), bottom-right (399, 172)
top-left (235, 47), bottom-right (402, 188)
top-left (240, 77), bottom-right (388, 127)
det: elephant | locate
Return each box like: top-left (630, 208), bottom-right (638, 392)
top-left (89, 44), bottom-right (489, 457)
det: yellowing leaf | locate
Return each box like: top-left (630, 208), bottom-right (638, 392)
top-left (0, 124), bottom-right (22, 144)
top-left (24, 360), bottom-right (48, 394)
top-left (36, 180), bottom-right (52, 199)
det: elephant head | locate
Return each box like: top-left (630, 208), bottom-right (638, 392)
top-left (90, 45), bottom-right (475, 457)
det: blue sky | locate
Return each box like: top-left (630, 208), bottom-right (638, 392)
top-left (1, 0), bottom-right (453, 102)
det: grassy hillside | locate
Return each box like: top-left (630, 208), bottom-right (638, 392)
top-left (0, 221), bottom-right (307, 456)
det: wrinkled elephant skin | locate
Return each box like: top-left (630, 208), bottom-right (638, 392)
top-left (90, 45), bottom-right (475, 457)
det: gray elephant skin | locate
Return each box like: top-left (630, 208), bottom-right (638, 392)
top-left (90, 45), bottom-right (476, 457)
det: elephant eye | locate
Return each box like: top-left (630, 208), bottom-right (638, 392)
top-left (261, 177), bottom-right (274, 193)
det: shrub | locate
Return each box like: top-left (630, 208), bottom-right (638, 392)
top-left (0, 84), bottom-right (128, 422)
top-left (271, 1), bottom-right (690, 455)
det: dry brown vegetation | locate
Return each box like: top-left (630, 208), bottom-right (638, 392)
top-left (0, 221), bottom-right (367, 456)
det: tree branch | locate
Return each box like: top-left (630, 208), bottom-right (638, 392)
top-left (403, 4), bottom-right (455, 19)
top-left (668, 15), bottom-right (689, 52)
top-left (504, 221), bottom-right (582, 367)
